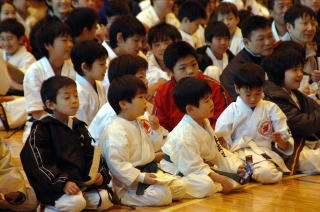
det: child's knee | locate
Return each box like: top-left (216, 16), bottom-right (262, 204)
top-left (97, 189), bottom-right (113, 210)
top-left (185, 175), bottom-right (217, 198)
top-left (147, 185), bottom-right (172, 206)
top-left (55, 193), bottom-right (86, 212)
top-left (253, 165), bottom-right (283, 184)
top-left (169, 178), bottom-right (187, 200)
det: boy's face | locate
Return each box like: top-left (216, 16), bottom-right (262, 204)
top-left (47, 84), bottom-right (79, 117)
top-left (182, 18), bottom-right (201, 35)
top-left (235, 86), bottom-right (263, 108)
top-left (283, 65), bottom-right (303, 90)
top-left (135, 69), bottom-right (148, 86)
top-left (46, 34), bottom-right (73, 60)
top-left (150, 39), bottom-right (173, 63)
top-left (210, 36), bottom-right (230, 58)
top-left (123, 92), bottom-right (147, 119)
top-left (13, 0), bottom-right (30, 14)
top-left (0, 32), bottom-right (21, 55)
top-left (118, 34), bottom-right (145, 55)
top-left (172, 55), bottom-right (199, 82)
top-left (300, 0), bottom-right (320, 13)
top-left (154, 0), bottom-right (174, 15)
top-left (83, 23), bottom-right (98, 41)
top-left (244, 27), bottom-right (274, 56)
top-left (286, 15), bottom-right (316, 45)
top-left (187, 93), bottom-right (214, 120)
top-left (217, 12), bottom-right (239, 36)
top-left (72, 0), bottom-right (95, 8)
top-left (50, 0), bottom-right (72, 17)
top-left (270, 0), bottom-right (292, 25)
top-left (85, 56), bottom-right (107, 82)
top-left (0, 3), bottom-right (16, 21)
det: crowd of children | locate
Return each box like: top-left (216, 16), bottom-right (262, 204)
top-left (0, 0), bottom-right (319, 211)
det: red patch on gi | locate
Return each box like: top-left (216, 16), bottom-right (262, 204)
top-left (141, 119), bottom-right (152, 134)
top-left (258, 121), bottom-right (272, 136)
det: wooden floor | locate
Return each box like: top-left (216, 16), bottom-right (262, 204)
top-left (1, 130), bottom-right (320, 212)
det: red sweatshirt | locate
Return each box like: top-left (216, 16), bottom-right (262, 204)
top-left (153, 73), bottom-right (232, 131)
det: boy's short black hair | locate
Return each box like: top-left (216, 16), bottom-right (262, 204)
top-left (267, 0), bottom-right (293, 11)
top-left (241, 15), bottom-right (271, 39)
top-left (173, 77), bottom-right (212, 114)
top-left (147, 23), bottom-right (182, 46)
top-left (37, 18), bottom-right (71, 58)
top-left (108, 54), bottom-right (148, 83)
top-left (109, 15), bottom-right (146, 49)
top-left (211, 2), bottom-right (239, 20)
top-left (164, 41), bottom-right (198, 71)
top-left (234, 63), bottom-right (265, 89)
top-left (205, 21), bottom-right (230, 42)
top-left (105, 0), bottom-right (130, 18)
top-left (284, 5), bottom-right (316, 26)
top-left (71, 40), bottom-right (108, 76)
top-left (108, 75), bottom-right (147, 114)
top-left (262, 41), bottom-right (305, 86)
top-left (0, 18), bottom-right (25, 38)
top-left (41, 76), bottom-right (76, 114)
top-left (178, 0), bottom-right (207, 22)
top-left (65, 7), bottom-right (99, 39)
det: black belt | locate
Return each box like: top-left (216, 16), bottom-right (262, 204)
top-left (135, 161), bottom-right (158, 195)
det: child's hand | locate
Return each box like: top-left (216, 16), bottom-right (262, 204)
top-left (148, 115), bottom-right (160, 130)
top-left (209, 172), bottom-right (233, 193)
top-left (93, 173), bottom-right (103, 186)
top-left (271, 132), bottom-right (290, 151)
top-left (312, 70), bottom-right (320, 83)
top-left (237, 165), bottom-right (247, 175)
top-left (64, 181), bottom-right (80, 195)
top-left (154, 151), bottom-right (164, 163)
top-left (218, 137), bottom-right (228, 149)
top-left (143, 173), bottom-right (157, 185)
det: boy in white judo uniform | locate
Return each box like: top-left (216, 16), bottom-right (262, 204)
top-left (160, 77), bottom-right (246, 198)
top-left (104, 75), bottom-right (186, 206)
top-left (71, 40), bottom-right (108, 125)
top-left (215, 63), bottom-right (294, 183)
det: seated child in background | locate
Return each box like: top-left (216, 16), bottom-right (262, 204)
top-left (211, 2), bottom-right (244, 55)
top-left (196, 21), bottom-right (234, 81)
top-left (103, 15), bottom-right (146, 88)
top-left (104, 75), bottom-right (185, 206)
top-left (146, 23), bottom-right (182, 85)
top-left (262, 43), bottom-right (320, 175)
top-left (71, 40), bottom-right (108, 125)
top-left (154, 41), bottom-right (231, 131)
top-left (89, 54), bottom-right (149, 145)
top-left (65, 7), bottom-right (99, 43)
top-left (20, 76), bottom-right (113, 212)
top-left (0, 18), bottom-right (35, 93)
top-left (215, 63), bottom-right (294, 184)
top-left (160, 77), bottom-right (246, 198)
top-left (0, 142), bottom-right (37, 211)
top-left (177, 0), bottom-right (207, 48)
top-left (23, 19), bottom-right (75, 141)
top-left (71, 0), bottom-right (95, 8)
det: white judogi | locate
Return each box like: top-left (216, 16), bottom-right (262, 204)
top-left (193, 25), bottom-right (205, 49)
top-left (223, 0), bottom-right (269, 17)
top-left (88, 102), bottom-right (115, 146)
top-left (206, 47), bottom-right (229, 74)
top-left (24, 57), bottom-right (76, 113)
top-left (2, 46), bottom-right (36, 73)
top-left (179, 29), bottom-right (196, 48)
top-left (23, 57), bottom-right (76, 141)
top-left (104, 116), bottom-right (185, 206)
top-left (146, 53), bottom-right (170, 85)
top-left (160, 115), bottom-right (243, 198)
top-left (136, 5), bottom-right (160, 28)
top-left (215, 97), bottom-right (294, 183)
top-left (75, 74), bottom-right (107, 125)
top-left (271, 21), bottom-right (290, 42)
top-left (229, 27), bottom-right (244, 55)
top-left (101, 41), bottom-right (116, 93)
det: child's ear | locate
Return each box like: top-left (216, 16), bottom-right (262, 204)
top-left (18, 36), bottom-right (24, 45)
top-left (182, 17), bottom-right (190, 24)
top-left (119, 100), bottom-right (128, 111)
top-left (234, 84), bottom-right (240, 94)
top-left (45, 99), bottom-right (55, 111)
top-left (235, 16), bottom-right (240, 25)
top-left (116, 32), bottom-right (124, 45)
top-left (242, 37), bottom-right (249, 47)
top-left (185, 104), bottom-right (195, 114)
top-left (44, 43), bottom-right (52, 52)
top-left (81, 62), bottom-right (90, 73)
top-left (286, 23), bottom-right (293, 33)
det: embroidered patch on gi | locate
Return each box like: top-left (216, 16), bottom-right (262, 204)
top-left (141, 119), bottom-right (152, 134)
top-left (258, 120), bottom-right (272, 137)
